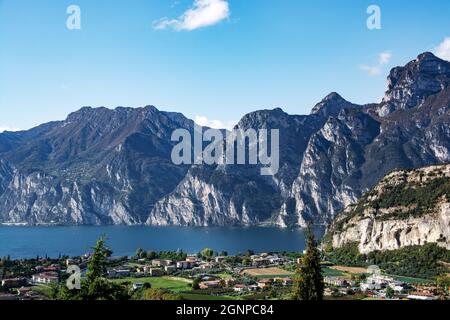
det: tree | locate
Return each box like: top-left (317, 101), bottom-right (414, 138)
top-left (192, 277), bottom-right (201, 290)
top-left (436, 276), bottom-right (450, 299)
top-left (200, 248), bottom-right (214, 260)
top-left (219, 251), bottom-right (228, 257)
top-left (386, 286), bottom-right (394, 299)
top-left (56, 237), bottom-right (130, 301)
top-left (86, 237), bottom-right (109, 284)
top-left (242, 257), bottom-right (251, 266)
top-left (135, 248), bottom-right (147, 259)
top-left (142, 288), bottom-right (182, 300)
top-left (292, 228), bottom-right (324, 300)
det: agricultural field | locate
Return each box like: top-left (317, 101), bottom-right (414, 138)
top-left (112, 276), bottom-right (192, 293)
top-left (241, 267), bottom-right (294, 278)
top-left (322, 267), bottom-right (348, 277)
top-left (391, 275), bottom-right (435, 285)
top-left (329, 265), bottom-right (368, 274)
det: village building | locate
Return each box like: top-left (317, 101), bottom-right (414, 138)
top-left (407, 291), bottom-right (437, 300)
top-left (32, 272), bottom-right (59, 284)
top-left (185, 256), bottom-right (198, 263)
top-left (151, 259), bottom-right (173, 267)
top-left (164, 265), bottom-right (177, 274)
top-left (324, 276), bottom-right (349, 287)
top-left (233, 284), bottom-right (247, 293)
top-left (177, 261), bottom-right (195, 270)
top-left (1, 277), bottom-right (28, 289)
top-left (199, 280), bottom-right (221, 290)
top-left (215, 256), bottom-right (227, 263)
top-left (257, 278), bottom-right (273, 289)
top-left (107, 268), bottom-right (131, 278)
top-left (148, 268), bottom-right (164, 277)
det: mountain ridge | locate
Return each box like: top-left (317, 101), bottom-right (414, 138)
top-left (1, 52), bottom-right (450, 227)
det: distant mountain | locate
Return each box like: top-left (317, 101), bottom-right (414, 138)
top-left (323, 164), bottom-right (450, 253)
top-left (0, 106), bottom-right (195, 224)
top-left (1, 52), bottom-right (450, 227)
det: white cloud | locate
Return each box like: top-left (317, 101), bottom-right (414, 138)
top-left (195, 116), bottom-right (236, 130)
top-left (434, 37), bottom-right (450, 61)
top-left (154, 0), bottom-right (230, 31)
top-left (0, 126), bottom-right (20, 133)
top-left (360, 51), bottom-right (392, 76)
top-left (378, 52), bottom-right (392, 65)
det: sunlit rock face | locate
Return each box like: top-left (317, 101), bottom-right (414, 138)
top-left (325, 165), bottom-right (450, 253)
top-left (377, 52), bottom-right (450, 117)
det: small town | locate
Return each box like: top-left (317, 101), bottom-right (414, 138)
top-left (1, 239), bottom-right (448, 301)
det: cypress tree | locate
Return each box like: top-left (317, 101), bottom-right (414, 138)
top-left (292, 228), bottom-right (324, 300)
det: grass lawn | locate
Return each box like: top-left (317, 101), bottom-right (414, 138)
top-left (32, 284), bottom-right (53, 297)
top-left (112, 276), bottom-right (192, 293)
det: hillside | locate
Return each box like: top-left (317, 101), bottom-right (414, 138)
top-left (324, 164), bottom-right (450, 254)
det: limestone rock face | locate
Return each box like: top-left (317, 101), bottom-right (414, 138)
top-left (326, 165), bottom-right (450, 253)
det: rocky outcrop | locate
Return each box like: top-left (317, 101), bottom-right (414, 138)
top-left (325, 165), bottom-right (450, 253)
top-left (376, 52), bottom-right (450, 117)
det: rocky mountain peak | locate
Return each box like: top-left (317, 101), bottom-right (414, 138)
top-left (237, 107), bottom-right (289, 129)
top-left (311, 92), bottom-right (360, 118)
top-left (377, 52), bottom-right (450, 116)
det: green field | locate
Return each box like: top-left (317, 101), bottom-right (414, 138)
top-left (31, 284), bottom-right (53, 297)
top-left (322, 267), bottom-right (347, 277)
top-left (391, 275), bottom-right (434, 285)
top-left (112, 276), bottom-right (192, 293)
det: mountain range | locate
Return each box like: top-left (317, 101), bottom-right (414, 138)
top-left (1, 52), bottom-right (450, 227)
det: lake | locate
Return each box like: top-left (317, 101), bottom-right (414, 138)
top-left (0, 226), bottom-right (324, 259)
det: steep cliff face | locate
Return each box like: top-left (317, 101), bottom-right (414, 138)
top-left (325, 165), bottom-right (450, 254)
top-left (2, 52), bottom-right (450, 227)
top-left (290, 109), bottom-right (380, 225)
top-left (0, 106), bottom-right (193, 225)
top-left (148, 108), bottom-right (322, 227)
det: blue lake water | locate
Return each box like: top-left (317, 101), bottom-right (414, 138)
top-left (0, 226), bottom-right (324, 259)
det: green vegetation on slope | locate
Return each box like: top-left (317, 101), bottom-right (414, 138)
top-left (326, 243), bottom-right (450, 279)
top-left (375, 177), bottom-right (450, 220)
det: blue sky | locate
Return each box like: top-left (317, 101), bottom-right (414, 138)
top-left (1, 0), bottom-right (450, 131)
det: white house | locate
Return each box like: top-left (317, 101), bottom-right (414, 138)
top-left (32, 272), bottom-right (59, 284)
